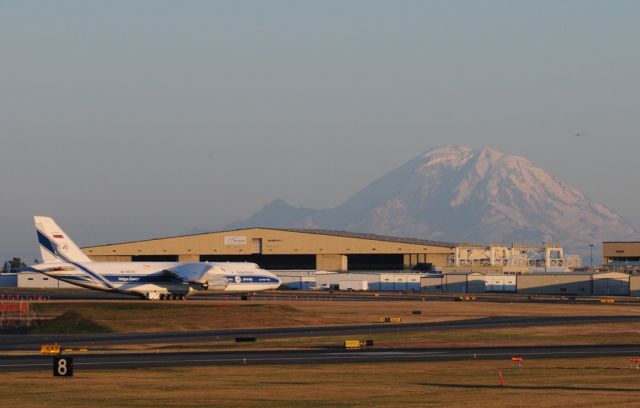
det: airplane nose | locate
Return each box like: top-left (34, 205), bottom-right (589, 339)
top-left (268, 270), bottom-right (281, 287)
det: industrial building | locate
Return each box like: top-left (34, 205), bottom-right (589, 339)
top-left (82, 226), bottom-right (583, 274)
top-left (0, 231), bottom-right (634, 295)
top-left (420, 273), bottom-right (515, 293)
top-left (517, 272), bottom-right (630, 296)
top-left (315, 272), bottom-right (423, 291)
top-left (0, 272), bottom-right (76, 289)
top-left (603, 242), bottom-right (640, 265)
top-left (420, 271), bottom-right (633, 296)
top-left (272, 269), bottom-right (636, 296)
top-left (82, 228), bottom-right (456, 272)
top-left (447, 243), bottom-right (581, 273)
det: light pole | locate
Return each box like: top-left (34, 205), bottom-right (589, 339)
top-left (589, 244), bottom-right (594, 269)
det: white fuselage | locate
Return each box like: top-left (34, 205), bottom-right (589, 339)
top-left (32, 261), bottom-right (281, 297)
top-left (30, 216), bottom-right (281, 299)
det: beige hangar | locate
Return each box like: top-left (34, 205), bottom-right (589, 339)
top-left (83, 228), bottom-right (456, 272)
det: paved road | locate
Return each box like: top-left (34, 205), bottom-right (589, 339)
top-left (3, 315), bottom-right (640, 351)
top-left (2, 344), bottom-right (640, 372)
top-left (3, 288), bottom-right (639, 305)
top-left (195, 291), bottom-right (640, 305)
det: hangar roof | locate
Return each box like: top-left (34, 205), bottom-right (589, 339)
top-left (84, 227), bottom-right (456, 249)
top-left (272, 228), bottom-right (456, 248)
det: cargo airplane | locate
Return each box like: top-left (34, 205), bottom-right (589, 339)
top-left (21, 216), bottom-right (281, 300)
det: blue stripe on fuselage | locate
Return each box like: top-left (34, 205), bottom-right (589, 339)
top-left (104, 274), bottom-right (183, 284)
top-left (225, 275), bottom-right (280, 284)
top-left (58, 275), bottom-right (94, 282)
top-left (35, 228), bottom-right (115, 290)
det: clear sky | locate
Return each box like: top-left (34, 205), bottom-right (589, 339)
top-left (1, 1), bottom-right (639, 261)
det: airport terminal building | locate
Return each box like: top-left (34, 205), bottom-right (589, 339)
top-left (82, 228), bottom-right (456, 272)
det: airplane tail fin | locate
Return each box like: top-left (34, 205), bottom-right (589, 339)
top-left (34, 216), bottom-right (92, 263)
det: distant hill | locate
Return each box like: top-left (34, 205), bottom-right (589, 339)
top-left (227, 145), bottom-right (640, 255)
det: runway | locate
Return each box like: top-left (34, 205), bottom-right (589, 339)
top-left (3, 288), bottom-right (640, 305)
top-left (2, 344), bottom-right (640, 372)
top-left (2, 315), bottom-right (640, 351)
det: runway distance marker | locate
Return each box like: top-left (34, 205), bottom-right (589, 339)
top-left (53, 357), bottom-right (73, 377)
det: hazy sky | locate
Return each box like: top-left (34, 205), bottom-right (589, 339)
top-left (1, 1), bottom-right (639, 261)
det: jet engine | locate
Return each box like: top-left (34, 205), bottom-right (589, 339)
top-left (203, 277), bottom-right (229, 291)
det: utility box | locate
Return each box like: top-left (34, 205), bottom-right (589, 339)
top-left (339, 280), bottom-right (368, 291)
top-left (485, 275), bottom-right (516, 292)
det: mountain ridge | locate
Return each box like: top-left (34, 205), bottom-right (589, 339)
top-left (227, 145), bottom-right (640, 255)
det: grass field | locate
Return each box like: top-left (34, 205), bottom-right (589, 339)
top-left (5, 299), bottom-right (640, 406)
top-left (8, 298), bottom-right (636, 355)
top-left (3, 358), bottom-right (640, 407)
top-left (137, 321), bottom-right (640, 353)
top-left (28, 299), bottom-right (640, 333)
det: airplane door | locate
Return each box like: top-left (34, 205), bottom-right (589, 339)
top-left (252, 239), bottom-right (262, 254)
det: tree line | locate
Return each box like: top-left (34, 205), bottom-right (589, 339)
top-left (1, 257), bottom-right (27, 273)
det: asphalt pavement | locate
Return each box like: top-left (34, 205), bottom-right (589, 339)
top-left (2, 344), bottom-right (640, 372)
top-left (2, 315), bottom-right (640, 351)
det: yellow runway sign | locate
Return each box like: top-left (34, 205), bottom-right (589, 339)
top-left (40, 344), bottom-right (61, 355)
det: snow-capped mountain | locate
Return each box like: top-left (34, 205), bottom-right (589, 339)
top-left (228, 145), bottom-right (640, 254)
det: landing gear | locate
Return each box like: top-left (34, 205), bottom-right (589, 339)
top-left (154, 293), bottom-right (187, 301)
top-left (144, 292), bottom-right (186, 300)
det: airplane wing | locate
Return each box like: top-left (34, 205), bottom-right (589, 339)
top-left (13, 265), bottom-right (76, 273)
top-left (164, 263), bottom-right (214, 284)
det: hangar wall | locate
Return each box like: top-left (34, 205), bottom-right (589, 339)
top-left (517, 274), bottom-right (592, 295)
top-left (630, 275), bottom-right (640, 296)
top-left (315, 272), bottom-right (423, 291)
top-left (15, 272), bottom-right (77, 289)
top-left (316, 254), bottom-right (347, 271)
top-left (82, 228), bottom-right (456, 272)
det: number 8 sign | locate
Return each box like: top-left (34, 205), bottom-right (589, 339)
top-left (53, 357), bottom-right (73, 377)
